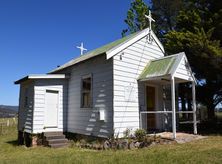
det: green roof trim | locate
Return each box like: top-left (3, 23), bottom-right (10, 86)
top-left (139, 56), bottom-right (177, 80)
top-left (50, 30), bottom-right (141, 73)
top-left (83, 32), bottom-right (139, 57)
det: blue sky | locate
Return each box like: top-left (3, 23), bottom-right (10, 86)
top-left (0, 0), bottom-right (151, 106)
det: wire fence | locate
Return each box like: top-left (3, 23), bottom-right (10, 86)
top-left (0, 117), bottom-right (17, 135)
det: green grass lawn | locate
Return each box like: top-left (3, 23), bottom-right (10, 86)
top-left (0, 119), bottom-right (222, 164)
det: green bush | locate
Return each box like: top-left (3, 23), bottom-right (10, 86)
top-left (134, 129), bottom-right (146, 142)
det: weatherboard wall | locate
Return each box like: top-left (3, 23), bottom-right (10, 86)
top-left (113, 35), bottom-right (165, 137)
top-left (174, 56), bottom-right (193, 81)
top-left (32, 79), bottom-right (68, 133)
top-left (18, 81), bottom-right (34, 133)
top-left (67, 55), bottom-right (113, 138)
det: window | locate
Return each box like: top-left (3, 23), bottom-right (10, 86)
top-left (81, 75), bottom-right (92, 108)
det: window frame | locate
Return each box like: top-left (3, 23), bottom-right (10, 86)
top-left (80, 74), bottom-right (93, 109)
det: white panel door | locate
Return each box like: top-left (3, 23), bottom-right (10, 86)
top-left (45, 90), bottom-right (59, 128)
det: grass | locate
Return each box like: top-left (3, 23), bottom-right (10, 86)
top-left (0, 124), bottom-right (222, 164)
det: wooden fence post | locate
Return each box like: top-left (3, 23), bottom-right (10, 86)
top-left (0, 123), bottom-right (3, 135)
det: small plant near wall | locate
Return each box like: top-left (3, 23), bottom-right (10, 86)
top-left (123, 128), bottom-right (132, 139)
top-left (134, 129), bottom-right (146, 142)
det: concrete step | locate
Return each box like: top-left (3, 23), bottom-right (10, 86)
top-left (45, 135), bottom-right (66, 140)
top-left (43, 132), bottom-right (68, 148)
top-left (44, 132), bottom-right (64, 137)
top-left (49, 142), bottom-right (69, 148)
top-left (47, 138), bottom-right (68, 145)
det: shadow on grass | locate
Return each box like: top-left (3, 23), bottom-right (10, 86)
top-left (6, 140), bottom-right (18, 146)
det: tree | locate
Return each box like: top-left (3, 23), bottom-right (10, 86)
top-left (122, 0), bottom-right (150, 36)
top-left (151, 0), bottom-right (183, 39)
top-left (122, 0), bottom-right (183, 38)
top-left (122, 0), bottom-right (188, 114)
top-left (165, 0), bottom-right (222, 119)
top-left (122, 0), bottom-right (222, 119)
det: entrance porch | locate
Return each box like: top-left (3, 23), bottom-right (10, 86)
top-left (138, 53), bottom-right (197, 139)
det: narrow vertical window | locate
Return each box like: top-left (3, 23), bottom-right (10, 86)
top-left (81, 75), bottom-right (92, 108)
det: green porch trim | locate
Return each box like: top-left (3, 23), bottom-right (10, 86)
top-left (138, 55), bottom-right (177, 80)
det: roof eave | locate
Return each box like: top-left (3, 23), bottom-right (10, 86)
top-left (14, 74), bottom-right (68, 84)
top-left (14, 76), bottom-right (29, 84)
top-left (49, 52), bottom-right (107, 73)
top-left (138, 74), bottom-right (171, 81)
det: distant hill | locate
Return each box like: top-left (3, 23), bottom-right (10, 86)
top-left (0, 105), bottom-right (18, 111)
top-left (0, 105), bottom-right (18, 118)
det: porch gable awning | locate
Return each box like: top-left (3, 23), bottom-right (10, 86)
top-left (138, 52), bottom-right (195, 82)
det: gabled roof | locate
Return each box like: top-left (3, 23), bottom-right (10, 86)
top-left (138, 52), bottom-right (195, 82)
top-left (50, 28), bottom-right (164, 73)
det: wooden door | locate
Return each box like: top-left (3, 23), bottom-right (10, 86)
top-left (146, 86), bottom-right (156, 130)
top-left (44, 90), bottom-right (59, 128)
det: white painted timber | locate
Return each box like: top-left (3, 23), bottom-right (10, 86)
top-left (67, 55), bottom-right (113, 138)
top-left (44, 90), bottom-right (59, 127)
top-left (106, 28), bottom-right (165, 59)
top-left (32, 79), bottom-right (68, 133)
top-left (28, 74), bottom-right (67, 79)
top-left (113, 34), bottom-right (164, 137)
top-left (171, 77), bottom-right (176, 139)
top-left (192, 82), bottom-right (197, 134)
top-left (18, 81), bottom-right (34, 133)
top-left (174, 55), bottom-right (194, 82)
top-left (15, 74), bottom-right (68, 84)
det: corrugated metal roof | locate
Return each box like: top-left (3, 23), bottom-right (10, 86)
top-left (139, 54), bottom-right (180, 80)
top-left (50, 30), bottom-right (142, 73)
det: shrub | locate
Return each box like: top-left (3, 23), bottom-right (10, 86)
top-left (134, 129), bottom-right (146, 142)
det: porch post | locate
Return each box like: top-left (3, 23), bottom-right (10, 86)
top-left (171, 76), bottom-right (176, 139)
top-left (192, 81), bottom-right (197, 134)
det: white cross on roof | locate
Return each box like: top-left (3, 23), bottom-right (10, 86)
top-left (77, 42), bottom-right (87, 55)
top-left (145, 10), bottom-right (155, 32)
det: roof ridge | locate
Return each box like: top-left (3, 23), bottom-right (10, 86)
top-left (85, 31), bottom-right (141, 56)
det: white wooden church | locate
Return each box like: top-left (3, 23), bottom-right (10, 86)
top-left (15, 13), bottom-right (197, 144)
